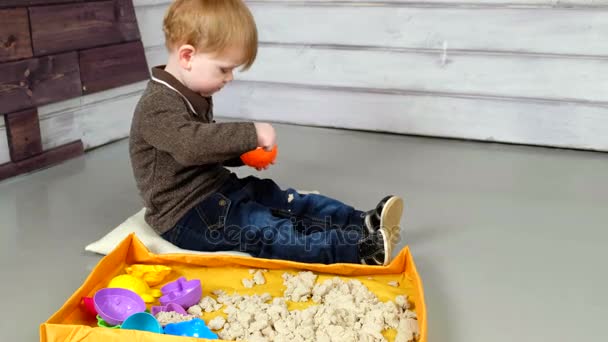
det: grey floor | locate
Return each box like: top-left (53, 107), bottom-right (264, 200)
top-left (1, 123), bottom-right (607, 341)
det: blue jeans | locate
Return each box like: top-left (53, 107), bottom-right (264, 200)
top-left (162, 174), bottom-right (366, 264)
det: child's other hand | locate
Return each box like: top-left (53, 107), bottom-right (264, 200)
top-left (254, 122), bottom-right (276, 151)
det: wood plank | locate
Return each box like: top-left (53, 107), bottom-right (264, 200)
top-left (115, 0), bottom-right (141, 41)
top-left (5, 108), bottom-right (43, 162)
top-left (137, 3), bottom-right (608, 55)
top-left (253, 0), bottom-right (603, 5)
top-left (29, 0), bottom-right (140, 56)
top-left (214, 81), bottom-right (608, 151)
top-left (0, 52), bottom-right (82, 115)
top-left (0, 140), bottom-right (83, 181)
top-left (206, 45), bottom-right (608, 103)
top-left (145, 43), bottom-right (608, 103)
top-left (134, 0), bottom-right (606, 8)
top-left (0, 126), bottom-right (10, 164)
top-left (246, 0), bottom-right (607, 8)
top-left (251, 7), bottom-right (608, 57)
top-left (79, 41), bottom-right (149, 94)
top-left (0, 0), bottom-right (82, 8)
top-left (0, 8), bottom-right (33, 63)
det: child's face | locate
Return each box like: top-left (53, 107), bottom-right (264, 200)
top-left (182, 46), bottom-right (245, 97)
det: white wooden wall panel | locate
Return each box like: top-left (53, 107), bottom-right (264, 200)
top-left (133, 0), bottom-right (605, 8)
top-left (215, 82), bottom-right (608, 150)
top-left (242, 46), bottom-right (608, 103)
top-left (0, 130), bottom-right (9, 164)
top-left (37, 94), bottom-right (141, 151)
top-left (253, 7), bottom-right (608, 56)
top-left (245, 0), bottom-right (603, 5)
top-left (144, 45), bottom-right (167, 67)
top-left (136, 4), bottom-right (608, 56)
top-left (37, 85), bottom-right (145, 151)
top-left (78, 94), bottom-right (141, 149)
top-left (145, 45), bottom-right (608, 103)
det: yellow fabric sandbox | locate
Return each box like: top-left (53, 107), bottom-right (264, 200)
top-left (40, 234), bottom-right (427, 341)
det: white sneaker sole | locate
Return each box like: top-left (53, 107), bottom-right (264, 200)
top-left (380, 196), bottom-right (404, 245)
top-left (378, 228), bottom-right (392, 266)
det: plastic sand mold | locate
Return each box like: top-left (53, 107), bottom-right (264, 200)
top-left (40, 234), bottom-right (427, 341)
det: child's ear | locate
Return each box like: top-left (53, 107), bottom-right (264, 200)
top-left (177, 44), bottom-right (196, 70)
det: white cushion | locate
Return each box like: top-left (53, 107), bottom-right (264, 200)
top-left (84, 208), bottom-right (252, 257)
top-left (85, 190), bottom-right (320, 256)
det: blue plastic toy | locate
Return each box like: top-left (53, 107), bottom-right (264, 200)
top-left (121, 312), bottom-right (164, 334)
top-left (164, 318), bottom-right (218, 339)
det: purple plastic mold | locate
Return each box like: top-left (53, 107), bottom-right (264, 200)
top-left (159, 277), bottom-right (202, 308)
top-left (93, 288), bottom-right (146, 326)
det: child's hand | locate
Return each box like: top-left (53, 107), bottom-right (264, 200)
top-left (254, 123), bottom-right (276, 151)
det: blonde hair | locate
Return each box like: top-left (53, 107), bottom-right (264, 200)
top-left (163, 0), bottom-right (258, 69)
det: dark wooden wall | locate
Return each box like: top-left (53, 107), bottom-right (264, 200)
top-left (0, 0), bottom-right (149, 181)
